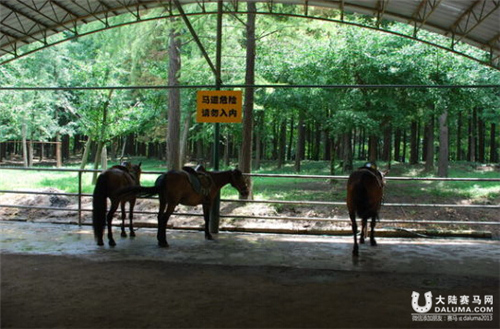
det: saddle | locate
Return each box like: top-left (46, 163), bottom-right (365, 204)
top-left (110, 162), bottom-right (138, 184)
top-left (182, 165), bottom-right (213, 197)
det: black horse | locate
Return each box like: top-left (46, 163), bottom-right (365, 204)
top-left (92, 162), bottom-right (142, 246)
top-left (346, 163), bottom-right (387, 256)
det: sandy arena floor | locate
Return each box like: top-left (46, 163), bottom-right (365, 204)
top-left (1, 221), bottom-right (499, 328)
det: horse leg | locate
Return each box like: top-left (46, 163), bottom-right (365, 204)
top-left (129, 198), bottom-right (136, 237)
top-left (107, 202), bottom-right (119, 247)
top-left (202, 203), bottom-right (213, 240)
top-left (370, 216), bottom-right (377, 246)
top-left (349, 212), bottom-right (358, 256)
top-left (360, 218), bottom-right (368, 244)
top-left (156, 197), bottom-right (168, 247)
top-left (120, 201), bottom-right (127, 237)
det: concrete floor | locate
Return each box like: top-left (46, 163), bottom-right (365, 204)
top-left (1, 221), bottom-right (499, 278)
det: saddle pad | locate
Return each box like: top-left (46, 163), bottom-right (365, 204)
top-left (183, 167), bottom-right (212, 196)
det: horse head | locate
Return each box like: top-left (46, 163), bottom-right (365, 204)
top-left (125, 162), bottom-right (142, 184)
top-left (230, 169), bottom-right (249, 199)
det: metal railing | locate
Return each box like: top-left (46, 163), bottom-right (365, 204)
top-left (1, 167), bottom-right (499, 230)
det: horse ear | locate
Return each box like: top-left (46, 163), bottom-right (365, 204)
top-left (139, 162), bottom-right (142, 168)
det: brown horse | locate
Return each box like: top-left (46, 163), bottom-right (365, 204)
top-left (346, 163), bottom-right (387, 256)
top-left (92, 162), bottom-right (142, 246)
top-left (118, 166), bottom-right (249, 247)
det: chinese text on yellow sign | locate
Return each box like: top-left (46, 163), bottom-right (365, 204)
top-left (196, 90), bottom-right (242, 123)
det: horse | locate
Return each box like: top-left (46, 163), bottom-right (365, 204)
top-left (92, 161), bottom-right (142, 246)
top-left (346, 163), bottom-right (387, 256)
top-left (117, 166), bottom-right (249, 247)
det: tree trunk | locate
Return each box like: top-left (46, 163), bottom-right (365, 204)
top-left (119, 136), bottom-right (127, 160)
top-left (382, 125), bottom-right (391, 162)
top-left (342, 131), bottom-right (353, 172)
top-left (28, 132), bottom-right (34, 167)
top-left (478, 114), bottom-right (485, 163)
top-left (313, 123), bottom-right (321, 160)
top-left (424, 115), bottom-right (434, 172)
top-left (239, 2), bottom-right (256, 198)
top-left (468, 108), bottom-right (477, 162)
top-left (438, 110), bottom-right (449, 177)
top-left (368, 135), bottom-right (377, 163)
top-left (56, 134), bottom-right (62, 167)
top-left (294, 111), bottom-right (305, 172)
top-left (101, 146), bottom-right (107, 170)
top-left (358, 128), bottom-right (365, 160)
top-left (166, 22), bottom-right (182, 170)
top-left (179, 114), bottom-right (190, 166)
top-left (394, 129), bottom-right (401, 162)
top-left (323, 130), bottom-right (331, 161)
top-left (329, 136), bottom-right (335, 176)
top-left (410, 120), bottom-right (419, 164)
top-left (92, 89), bottom-right (113, 184)
top-left (80, 137), bottom-right (92, 170)
top-left (223, 131), bottom-right (230, 167)
top-left (277, 118), bottom-right (286, 169)
top-left (22, 123), bottom-right (28, 167)
top-left (456, 111), bottom-right (463, 161)
top-left (287, 116), bottom-right (294, 161)
top-left (402, 130), bottom-right (407, 163)
top-left (92, 141), bottom-right (104, 184)
top-left (254, 127), bottom-right (261, 170)
top-left (490, 123), bottom-right (497, 163)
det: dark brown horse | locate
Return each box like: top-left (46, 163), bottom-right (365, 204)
top-left (92, 162), bottom-right (142, 246)
top-left (346, 163), bottom-right (387, 256)
top-left (118, 166), bottom-right (249, 247)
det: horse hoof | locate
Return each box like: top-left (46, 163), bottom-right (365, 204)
top-left (158, 241), bottom-right (169, 248)
top-left (352, 246), bottom-right (359, 256)
top-left (121, 232), bottom-right (127, 238)
top-left (371, 240), bottom-right (377, 246)
top-left (205, 234), bottom-right (213, 240)
top-left (130, 231), bottom-right (136, 237)
top-left (360, 238), bottom-right (365, 244)
top-left (97, 241), bottom-right (104, 246)
top-left (109, 240), bottom-right (116, 247)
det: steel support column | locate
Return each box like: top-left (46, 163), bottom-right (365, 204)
top-left (209, 0), bottom-right (224, 234)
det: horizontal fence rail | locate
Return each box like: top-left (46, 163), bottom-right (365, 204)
top-left (0, 167), bottom-right (499, 232)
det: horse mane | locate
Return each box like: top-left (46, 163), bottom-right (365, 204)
top-left (111, 164), bottom-right (129, 172)
top-left (358, 163), bottom-right (385, 188)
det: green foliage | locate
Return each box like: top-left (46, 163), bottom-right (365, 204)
top-left (0, 5), bottom-right (499, 167)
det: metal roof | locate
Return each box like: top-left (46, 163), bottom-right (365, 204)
top-left (1, 0), bottom-right (499, 68)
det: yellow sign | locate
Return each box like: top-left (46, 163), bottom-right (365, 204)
top-left (196, 90), bottom-right (242, 123)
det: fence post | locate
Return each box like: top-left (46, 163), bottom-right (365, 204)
top-left (78, 171), bottom-right (82, 226)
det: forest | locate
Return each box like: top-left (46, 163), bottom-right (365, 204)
top-left (0, 4), bottom-right (499, 177)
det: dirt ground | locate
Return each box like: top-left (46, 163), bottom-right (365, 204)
top-left (1, 222), bottom-right (499, 329)
top-left (1, 253), bottom-right (498, 329)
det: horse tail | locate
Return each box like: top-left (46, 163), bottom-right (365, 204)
top-left (354, 172), bottom-right (380, 219)
top-left (92, 173), bottom-right (108, 242)
top-left (353, 178), bottom-right (370, 218)
top-left (116, 184), bottom-right (161, 199)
